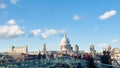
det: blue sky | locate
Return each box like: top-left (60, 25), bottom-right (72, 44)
top-left (0, 0), bottom-right (120, 52)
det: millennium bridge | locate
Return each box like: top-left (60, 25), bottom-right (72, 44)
top-left (0, 58), bottom-right (120, 68)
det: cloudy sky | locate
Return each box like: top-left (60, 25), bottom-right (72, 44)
top-left (0, 0), bottom-right (120, 52)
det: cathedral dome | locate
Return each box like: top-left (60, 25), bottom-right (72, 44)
top-left (60, 33), bottom-right (70, 45)
top-left (59, 33), bottom-right (71, 53)
top-left (61, 37), bottom-right (70, 44)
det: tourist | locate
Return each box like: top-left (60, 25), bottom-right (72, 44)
top-left (107, 51), bottom-right (112, 65)
top-left (85, 53), bottom-right (89, 60)
top-left (81, 54), bottom-right (85, 60)
top-left (42, 54), bottom-right (46, 59)
top-left (78, 54), bottom-right (81, 59)
top-left (37, 53), bottom-right (42, 59)
top-left (76, 62), bottom-right (83, 68)
top-left (107, 51), bottom-right (113, 68)
top-left (74, 54), bottom-right (77, 61)
top-left (100, 51), bottom-right (109, 64)
top-left (88, 54), bottom-right (96, 68)
top-left (100, 51), bottom-right (109, 68)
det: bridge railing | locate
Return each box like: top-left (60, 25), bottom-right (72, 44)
top-left (0, 59), bottom-right (55, 68)
top-left (0, 58), bottom-right (120, 68)
top-left (95, 62), bottom-right (119, 68)
top-left (94, 58), bottom-right (120, 68)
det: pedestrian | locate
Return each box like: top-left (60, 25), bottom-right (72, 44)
top-left (100, 51), bottom-right (109, 68)
top-left (85, 53), bottom-right (89, 60)
top-left (107, 51), bottom-right (112, 68)
top-left (100, 51), bottom-right (109, 64)
top-left (76, 62), bottom-right (83, 68)
top-left (88, 54), bottom-right (96, 68)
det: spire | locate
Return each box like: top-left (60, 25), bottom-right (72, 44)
top-left (64, 32), bottom-right (67, 38)
top-left (43, 42), bottom-right (46, 51)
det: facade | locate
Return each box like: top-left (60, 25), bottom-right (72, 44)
top-left (42, 43), bottom-right (46, 52)
top-left (59, 33), bottom-right (72, 54)
top-left (111, 48), bottom-right (120, 64)
top-left (41, 43), bottom-right (47, 54)
top-left (9, 46), bottom-right (28, 53)
top-left (74, 44), bottom-right (79, 52)
top-left (90, 44), bottom-right (96, 52)
top-left (90, 44), bottom-right (96, 57)
top-left (112, 48), bottom-right (120, 59)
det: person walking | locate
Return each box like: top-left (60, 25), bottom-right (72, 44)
top-left (107, 51), bottom-right (112, 68)
top-left (88, 54), bottom-right (96, 68)
top-left (76, 62), bottom-right (83, 68)
top-left (100, 51), bottom-right (109, 68)
top-left (100, 51), bottom-right (109, 64)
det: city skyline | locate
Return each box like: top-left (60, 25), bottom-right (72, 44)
top-left (0, 0), bottom-right (120, 52)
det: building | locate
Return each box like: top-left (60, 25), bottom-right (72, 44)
top-left (112, 48), bottom-right (120, 59)
top-left (90, 44), bottom-right (96, 57)
top-left (9, 46), bottom-right (28, 53)
top-left (41, 43), bottom-right (47, 54)
top-left (42, 43), bottom-right (46, 52)
top-left (59, 33), bottom-right (72, 54)
top-left (74, 44), bottom-right (79, 52)
top-left (71, 47), bottom-right (73, 51)
top-left (90, 44), bottom-right (95, 52)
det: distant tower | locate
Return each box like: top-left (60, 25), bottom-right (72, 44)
top-left (74, 44), bottom-right (79, 52)
top-left (71, 47), bottom-right (73, 51)
top-left (90, 44), bottom-right (96, 57)
top-left (90, 44), bottom-right (95, 52)
top-left (42, 43), bottom-right (46, 52)
top-left (42, 43), bottom-right (47, 54)
top-left (60, 33), bottom-right (71, 54)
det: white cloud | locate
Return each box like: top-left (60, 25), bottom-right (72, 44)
top-left (73, 15), bottom-right (81, 20)
top-left (41, 29), bottom-right (65, 39)
top-left (99, 10), bottom-right (117, 20)
top-left (94, 26), bottom-right (99, 31)
top-left (112, 39), bottom-right (120, 43)
top-left (29, 29), bottom-right (41, 37)
top-left (8, 19), bottom-right (16, 25)
top-left (97, 43), bottom-right (109, 48)
top-left (0, 19), bottom-right (24, 39)
top-left (97, 43), bottom-right (111, 51)
top-left (10, 0), bottom-right (19, 4)
top-left (0, 0), bottom-right (7, 9)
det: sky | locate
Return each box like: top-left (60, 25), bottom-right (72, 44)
top-left (0, 0), bottom-right (120, 52)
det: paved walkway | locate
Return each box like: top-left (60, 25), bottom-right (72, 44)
top-left (0, 58), bottom-right (90, 68)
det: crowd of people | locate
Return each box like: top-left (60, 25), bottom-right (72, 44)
top-left (100, 51), bottom-right (112, 68)
top-left (29, 51), bottom-right (113, 68)
top-left (0, 51), bottom-right (114, 68)
top-left (69, 51), bottom-right (112, 68)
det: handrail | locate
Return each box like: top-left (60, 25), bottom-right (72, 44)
top-left (112, 59), bottom-right (120, 67)
top-left (0, 58), bottom-right (120, 68)
top-left (0, 59), bottom-right (53, 67)
top-left (94, 58), bottom-right (120, 68)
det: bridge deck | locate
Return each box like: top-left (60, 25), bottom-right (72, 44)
top-left (0, 58), bottom-right (119, 68)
